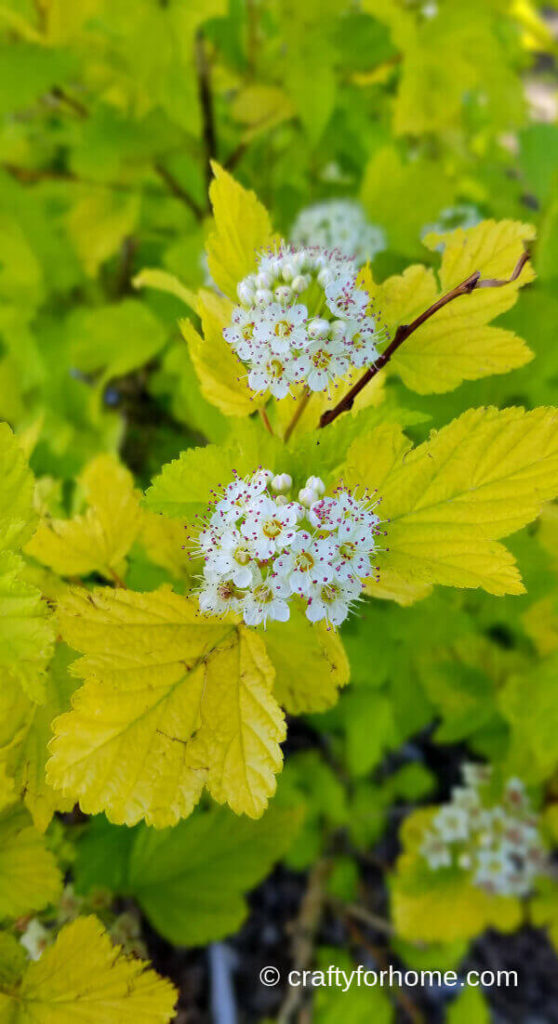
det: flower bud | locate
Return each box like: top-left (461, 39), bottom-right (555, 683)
top-left (291, 275), bottom-right (309, 294)
top-left (271, 473), bottom-right (292, 493)
top-left (274, 285), bottom-right (293, 304)
top-left (298, 486), bottom-right (316, 508)
top-left (255, 288), bottom-right (273, 305)
top-left (237, 281), bottom-right (255, 305)
top-left (306, 475), bottom-right (326, 496)
top-left (308, 318), bottom-right (330, 339)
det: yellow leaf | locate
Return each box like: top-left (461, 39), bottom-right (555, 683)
top-left (0, 804), bottom-right (61, 920)
top-left (0, 648), bottom-right (76, 832)
top-left (0, 422), bottom-right (35, 553)
top-left (375, 221), bottom-right (534, 395)
top-left (344, 407), bottom-right (558, 597)
top-left (0, 915), bottom-right (177, 1023)
top-left (132, 267), bottom-right (198, 312)
top-left (265, 607), bottom-right (350, 714)
top-left (538, 503), bottom-right (558, 567)
top-left (47, 586), bottom-right (285, 826)
top-left (206, 162), bottom-right (276, 300)
top-left (180, 288), bottom-right (261, 416)
top-left (0, 551), bottom-right (54, 704)
top-left (391, 808), bottom-right (522, 943)
top-left (26, 455), bottom-right (142, 581)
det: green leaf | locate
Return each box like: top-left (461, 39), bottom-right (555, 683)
top-left (447, 986), bottom-right (491, 1024)
top-left (127, 805), bottom-right (300, 945)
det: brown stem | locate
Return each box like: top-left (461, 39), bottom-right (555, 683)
top-left (259, 406), bottom-right (275, 436)
top-left (108, 568), bottom-right (127, 589)
top-left (195, 29), bottom-right (217, 202)
top-left (284, 388), bottom-right (311, 444)
top-left (153, 162), bottom-right (204, 220)
top-left (319, 250), bottom-right (531, 430)
top-left (50, 86), bottom-right (88, 119)
top-left (344, 917), bottom-right (426, 1024)
top-left (277, 859), bottom-right (331, 1024)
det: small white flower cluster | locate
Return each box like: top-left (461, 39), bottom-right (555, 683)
top-left (223, 244), bottom-right (385, 399)
top-left (195, 468), bottom-right (382, 628)
top-left (290, 200), bottom-right (386, 266)
top-left (420, 764), bottom-right (547, 897)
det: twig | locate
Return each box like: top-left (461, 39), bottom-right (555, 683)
top-left (344, 916), bottom-right (426, 1024)
top-left (195, 29), bottom-right (217, 201)
top-left (50, 86), bottom-right (88, 119)
top-left (153, 162), bottom-right (204, 220)
top-left (259, 406), bottom-right (275, 436)
top-left (328, 899), bottom-right (395, 938)
top-left (284, 388), bottom-right (311, 443)
top-left (319, 250), bottom-right (531, 430)
top-left (108, 568), bottom-right (127, 589)
top-left (277, 859), bottom-right (331, 1024)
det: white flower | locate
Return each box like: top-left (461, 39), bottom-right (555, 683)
top-left (305, 576), bottom-right (362, 627)
top-left (241, 495), bottom-right (300, 560)
top-left (275, 531), bottom-right (335, 597)
top-left (433, 805), bottom-right (470, 842)
top-left (204, 529), bottom-right (255, 588)
top-left (243, 570), bottom-right (290, 627)
top-left (421, 833), bottom-right (452, 870)
top-left (198, 577), bottom-right (244, 617)
top-left (290, 199), bottom-right (386, 265)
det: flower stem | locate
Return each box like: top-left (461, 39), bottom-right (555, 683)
top-left (284, 387), bottom-right (311, 443)
top-left (259, 406), bottom-right (275, 436)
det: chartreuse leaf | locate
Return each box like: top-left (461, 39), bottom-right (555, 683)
top-left (0, 552), bottom-right (54, 704)
top-left (343, 407), bottom-right (558, 598)
top-left (180, 288), bottom-right (261, 417)
top-left (376, 220), bottom-right (535, 395)
top-left (132, 267), bottom-right (198, 311)
top-left (144, 443), bottom-right (243, 520)
top-left (0, 646), bottom-right (77, 832)
top-left (0, 423), bottom-right (35, 553)
top-left (313, 949), bottom-right (393, 1024)
top-left (265, 607), bottom-right (350, 714)
top-left (127, 805), bottom-right (301, 945)
top-left (26, 454), bottom-right (142, 581)
top-left (447, 987), bottom-right (491, 1024)
top-left (0, 804), bottom-right (61, 920)
top-left (391, 809), bottom-right (522, 944)
top-left (66, 189), bottom-right (140, 278)
top-left (206, 162), bottom-right (275, 301)
top-left (531, 876), bottom-right (558, 956)
top-left (0, 916), bottom-right (177, 1023)
top-left (47, 586), bottom-right (285, 826)
top-left (498, 655), bottom-right (558, 783)
top-left (0, 425), bottom-right (54, 702)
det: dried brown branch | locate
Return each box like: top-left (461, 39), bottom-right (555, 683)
top-left (319, 250), bottom-right (531, 430)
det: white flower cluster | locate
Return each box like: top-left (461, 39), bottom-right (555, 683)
top-left (223, 244), bottom-right (385, 399)
top-left (420, 764), bottom-right (547, 897)
top-left (196, 468), bottom-right (382, 628)
top-left (290, 200), bottom-right (386, 266)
